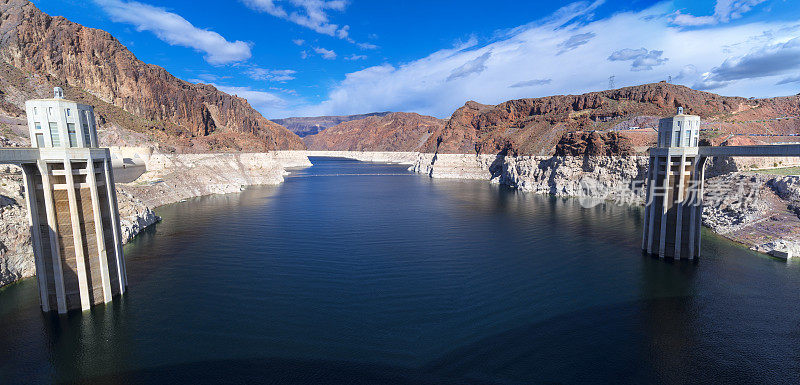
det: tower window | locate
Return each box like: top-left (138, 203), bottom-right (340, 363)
top-left (35, 133), bottom-right (45, 147)
top-left (49, 122), bottom-right (60, 146)
top-left (67, 123), bottom-right (78, 147)
top-left (83, 125), bottom-right (92, 147)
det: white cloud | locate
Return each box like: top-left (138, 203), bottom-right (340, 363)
top-left (446, 52), bottom-right (491, 81)
top-left (608, 48), bottom-right (669, 71)
top-left (345, 54), bottom-right (367, 61)
top-left (211, 84), bottom-right (290, 118)
top-left (695, 37), bottom-right (800, 89)
top-left (313, 47), bottom-right (337, 59)
top-left (558, 32), bottom-right (595, 54)
top-left (357, 42), bottom-right (379, 50)
top-left (241, 0), bottom-right (350, 38)
top-left (282, 2), bottom-right (800, 118)
top-left (94, 0), bottom-right (251, 65)
top-left (510, 79), bottom-right (552, 88)
top-left (292, 39), bottom-right (305, 46)
top-left (245, 67), bottom-right (297, 82)
top-left (671, 0), bottom-right (768, 26)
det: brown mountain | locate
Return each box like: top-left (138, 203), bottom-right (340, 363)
top-left (0, 0), bottom-right (304, 152)
top-left (304, 112), bottom-right (446, 152)
top-left (422, 82), bottom-right (800, 156)
top-left (272, 112), bottom-right (391, 138)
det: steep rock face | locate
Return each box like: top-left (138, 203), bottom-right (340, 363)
top-left (555, 131), bottom-right (635, 156)
top-left (0, 0), bottom-right (304, 152)
top-left (272, 112), bottom-right (392, 137)
top-left (304, 112), bottom-right (446, 152)
top-left (423, 82), bottom-right (800, 156)
top-left (0, 165), bottom-right (31, 287)
top-left (411, 153), bottom-right (800, 256)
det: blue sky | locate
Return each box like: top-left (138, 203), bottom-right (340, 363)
top-left (32, 0), bottom-right (800, 119)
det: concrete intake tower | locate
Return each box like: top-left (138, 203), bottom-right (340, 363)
top-left (642, 107), bottom-right (800, 260)
top-left (2, 88), bottom-right (127, 314)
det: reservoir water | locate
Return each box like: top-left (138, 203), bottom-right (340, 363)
top-left (2, 157), bottom-right (800, 384)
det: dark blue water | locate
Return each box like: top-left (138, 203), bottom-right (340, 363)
top-left (2, 157), bottom-right (800, 384)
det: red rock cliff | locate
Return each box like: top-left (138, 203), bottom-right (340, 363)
top-left (0, 0), bottom-right (304, 151)
top-left (423, 82), bottom-right (800, 156)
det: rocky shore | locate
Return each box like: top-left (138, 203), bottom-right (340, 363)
top-left (0, 151), bottom-right (312, 288)
top-left (320, 151), bottom-right (800, 257)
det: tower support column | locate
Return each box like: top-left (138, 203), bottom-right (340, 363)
top-left (104, 157), bottom-right (127, 291)
top-left (86, 159), bottom-right (113, 302)
top-left (38, 159), bottom-right (68, 314)
top-left (63, 157), bottom-right (92, 311)
top-left (21, 164), bottom-right (49, 312)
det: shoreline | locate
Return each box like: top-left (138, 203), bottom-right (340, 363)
top-left (0, 150), bottom-right (313, 288)
top-left (309, 150), bottom-right (800, 258)
top-left (3, 149), bottom-right (798, 288)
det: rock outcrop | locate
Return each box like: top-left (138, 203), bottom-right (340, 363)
top-left (273, 112), bottom-right (392, 138)
top-left (0, 0), bottom-right (304, 152)
top-left (555, 131), bottom-right (635, 156)
top-left (304, 112), bottom-right (446, 152)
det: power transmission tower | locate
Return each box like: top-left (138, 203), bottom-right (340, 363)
top-left (608, 75), bottom-right (615, 90)
top-left (668, 75), bottom-right (672, 83)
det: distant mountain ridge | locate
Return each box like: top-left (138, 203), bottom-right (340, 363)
top-left (300, 83), bottom-right (799, 156)
top-left (0, 0), bottom-right (304, 152)
top-left (303, 112), bottom-right (445, 151)
top-left (423, 82), bottom-right (800, 156)
top-left (272, 112), bottom-right (392, 137)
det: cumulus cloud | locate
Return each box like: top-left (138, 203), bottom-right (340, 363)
top-left (447, 52), bottom-right (492, 81)
top-left (263, 1), bottom-right (799, 118)
top-left (94, 0), bottom-right (251, 65)
top-left (510, 79), bottom-right (552, 88)
top-left (608, 48), bottom-right (669, 71)
top-left (245, 67), bottom-right (297, 82)
top-left (695, 37), bottom-right (800, 89)
top-left (242, 0), bottom-right (350, 39)
top-left (671, 0), bottom-right (768, 26)
top-left (558, 32), bottom-right (595, 54)
top-left (314, 47), bottom-right (337, 59)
